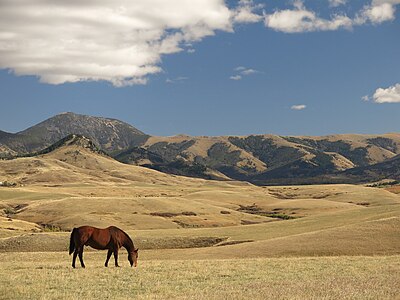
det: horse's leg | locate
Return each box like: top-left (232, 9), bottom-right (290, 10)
top-left (78, 247), bottom-right (85, 268)
top-left (72, 249), bottom-right (78, 268)
top-left (113, 248), bottom-right (119, 267)
top-left (105, 249), bottom-right (112, 267)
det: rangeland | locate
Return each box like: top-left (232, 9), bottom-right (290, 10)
top-left (0, 140), bottom-right (399, 299)
top-left (1, 253), bottom-right (399, 300)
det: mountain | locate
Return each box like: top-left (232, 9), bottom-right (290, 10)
top-left (1, 112), bottom-right (399, 185)
top-left (121, 133), bottom-right (400, 184)
top-left (339, 154), bottom-right (400, 182)
top-left (0, 112), bottom-right (149, 154)
top-left (0, 130), bottom-right (14, 139)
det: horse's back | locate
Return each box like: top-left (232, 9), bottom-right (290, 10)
top-left (107, 225), bottom-right (123, 233)
top-left (75, 226), bottom-right (112, 249)
top-left (72, 225), bottom-right (127, 250)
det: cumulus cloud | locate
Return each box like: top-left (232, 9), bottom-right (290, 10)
top-left (264, 1), bottom-right (352, 33)
top-left (373, 83), bottom-right (400, 103)
top-left (355, 2), bottom-right (397, 24)
top-left (0, 0), bottom-right (399, 86)
top-left (0, 0), bottom-right (232, 86)
top-left (264, 0), bottom-right (399, 33)
top-left (233, 0), bottom-right (264, 24)
top-left (291, 104), bottom-right (307, 110)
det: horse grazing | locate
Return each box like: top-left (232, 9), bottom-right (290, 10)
top-left (69, 226), bottom-right (138, 268)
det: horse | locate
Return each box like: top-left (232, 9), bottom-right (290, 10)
top-left (69, 225), bottom-right (139, 268)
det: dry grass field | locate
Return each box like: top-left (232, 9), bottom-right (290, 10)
top-left (1, 252), bottom-right (399, 300)
top-left (1, 142), bottom-right (400, 299)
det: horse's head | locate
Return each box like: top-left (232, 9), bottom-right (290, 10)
top-left (128, 248), bottom-right (139, 267)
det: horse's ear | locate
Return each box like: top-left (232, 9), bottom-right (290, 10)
top-left (135, 248), bottom-right (139, 252)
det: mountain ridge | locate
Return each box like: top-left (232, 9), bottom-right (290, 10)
top-left (0, 112), bottom-right (149, 154)
top-left (1, 112), bottom-right (399, 185)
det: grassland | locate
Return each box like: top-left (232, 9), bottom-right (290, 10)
top-left (1, 252), bottom-right (399, 300)
top-left (1, 143), bottom-right (400, 299)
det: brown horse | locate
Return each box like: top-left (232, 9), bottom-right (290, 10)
top-left (69, 226), bottom-right (138, 268)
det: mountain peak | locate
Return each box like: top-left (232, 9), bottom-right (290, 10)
top-left (3, 112), bottom-right (150, 154)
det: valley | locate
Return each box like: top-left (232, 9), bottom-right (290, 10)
top-left (1, 114), bottom-right (399, 299)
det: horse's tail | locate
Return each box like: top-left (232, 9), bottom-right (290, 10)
top-left (69, 228), bottom-right (77, 255)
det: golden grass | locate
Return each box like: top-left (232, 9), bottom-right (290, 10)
top-left (1, 145), bottom-right (400, 298)
top-left (1, 143), bottom-right (399, 234)
top-left (0, 252), bottom-right (399, 300)
top-left (386, 185), bottom-right (400, 194)
top-left (2, 202), bottom-right (399, 258)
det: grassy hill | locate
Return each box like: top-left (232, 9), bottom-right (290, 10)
top-left (120, 133), bottom-right (400, 184)
top-left (1, 113), bottom-right (400, 185)
top-left (1, 133), bottom-right (399, 299)
top-left (1, 136), bottom-right (399, 257)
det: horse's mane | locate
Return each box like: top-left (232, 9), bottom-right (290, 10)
top-left (121, 229), bottom-right (134, 250)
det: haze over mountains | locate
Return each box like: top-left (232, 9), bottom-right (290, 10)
top-left (0, 112), bottom-right (399, 185)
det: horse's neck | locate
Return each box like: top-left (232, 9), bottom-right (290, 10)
top-left (122, 235), bottom-right (134, 251)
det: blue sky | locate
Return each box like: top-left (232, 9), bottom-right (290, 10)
top-left (0, 0), bottom-right (399, 136)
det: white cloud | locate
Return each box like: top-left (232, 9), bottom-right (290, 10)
top-left (235, 66), bottom-right (246, 71)
top-left (362, 95), bottom-right (370, 102)
top-left (233, 0), bottom-right (263, 24)
top-left (264, 0), bottom-right (399, 33)
top-left (355, 2), bottom-right (396, 24)
top-left (230, 66), bottom-right (259, 80)
top-left (329, 0), bottom-right (347, 7)
top-left (364, 0), bottom-right (400, 24)
top-left (230, 75), bottom-right (242, 80)
top-left (1, 0), bottom-right (399, 86)
top-left (187, 49), bottom-right (196, 54)
top-left (373, 83), bottom-right (400, 103)
top-left (166, 76), bottom-right (188, 84)
top-left (264, 1), bottom-right (352, 33)
top-left (241, 68), bottom-right (258, 75)
top-left (291, 104), bottom-right (307, 110)
top-left (0, 0), bottom-right (232, 86)
top-left (234, 66), bottom-right (259, 75)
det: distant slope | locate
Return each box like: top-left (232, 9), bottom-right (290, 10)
top-left (340, 154), bottom-right (400, 182)
top-left (1, 112), bottom-right (399, 185)
top-left (0, 112), bottom-right (149, 154)
top-left (122, 133), bottom-right (400, 185)
top-left (0, 135), bottom-right (280, 230)
top-left (0, 130), bottom-right (14, 140)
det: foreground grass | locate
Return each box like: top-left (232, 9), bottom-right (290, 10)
top-left (0, 252), bottom-right (399, 299)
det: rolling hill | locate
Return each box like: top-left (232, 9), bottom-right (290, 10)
top-left (1, 112), bottom-right (400, 184)
top-left (1, 134), bottom-right (399, 258)
top-left (124, 133), bottom-right (400, 184)
top-left (2, 134), bottom-right (398, 238)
